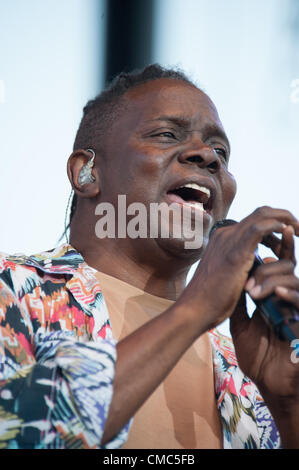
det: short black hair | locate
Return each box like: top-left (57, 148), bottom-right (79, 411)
top-left (67, 64), bottom-right (199, 236)
top-left (73, 63), bottom-right (197, 153)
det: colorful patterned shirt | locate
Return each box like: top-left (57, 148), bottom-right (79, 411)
top-left (0, 244), bottom-right (281, 449)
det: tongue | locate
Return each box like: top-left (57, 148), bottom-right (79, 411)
top-left (167, 192), bottom-right (200, 205)
top-left (167, 192), bottom-right (185, 204)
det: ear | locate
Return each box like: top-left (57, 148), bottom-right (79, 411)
top-left (67, 149), bottom-right (100, 198)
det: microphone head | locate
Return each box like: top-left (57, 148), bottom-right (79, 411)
top-left (209, 219), bottom-right (238, 239)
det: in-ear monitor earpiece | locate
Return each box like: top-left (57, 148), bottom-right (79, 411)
top-left (78, 148), bottom-right (96, 185)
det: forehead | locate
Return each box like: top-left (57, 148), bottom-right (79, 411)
top-left (122, 78), bottom-right (222, 128)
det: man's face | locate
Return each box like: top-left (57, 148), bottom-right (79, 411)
top-left (99, 78), bottom-right (237, 259)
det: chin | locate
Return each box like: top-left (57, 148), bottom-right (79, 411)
top-left (156, 235), bottom-right (208, 263)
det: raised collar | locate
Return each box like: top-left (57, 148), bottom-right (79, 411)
top-left (17, 243), bottom-right (85, 274)
top-left (9, 244), bottom-right (107, 321)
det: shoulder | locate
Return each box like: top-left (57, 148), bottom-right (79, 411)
top-left (0, 244), bottom-right (83, 298)
top-left (0, 244), bottom-right (82, 271)
top-left (0, 250), bottom-right (40, 296)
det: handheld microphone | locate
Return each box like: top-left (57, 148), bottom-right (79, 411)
top-left (209, 219), bottom-right (299, 342)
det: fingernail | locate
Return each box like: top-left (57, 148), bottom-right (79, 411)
top-left (249, 285), bottom-right (262, 297)
top-left (245, 277), bottom-right (255, 291)
top-left (276, 286), bottom-right (288, 295)
top-left (288, 225), bottom-right (295, 235)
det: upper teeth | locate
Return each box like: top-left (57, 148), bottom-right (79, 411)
top-left (177, 183), bottom-right (211, 198)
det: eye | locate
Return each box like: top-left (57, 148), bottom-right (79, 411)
top-left (214, 147), bottom-right (228, 162)
top-left (152, 131), bottom-right (177, 140)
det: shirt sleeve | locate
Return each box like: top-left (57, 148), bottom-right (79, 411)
top-left (0, 274), bottom-right (132, 449)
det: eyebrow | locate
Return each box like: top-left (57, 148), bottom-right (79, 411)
top-left (147, 115), bottom-right (191, 129)
top-left (146, 116), bottom-right (231, 154)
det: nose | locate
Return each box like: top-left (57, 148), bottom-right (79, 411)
top-left (178, 140), bottom-right (220, 173)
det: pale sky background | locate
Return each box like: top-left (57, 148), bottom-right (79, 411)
top-left (153, 0), bottom-right (299, 334)
top-left (0, 0), bottom-right (298, 336)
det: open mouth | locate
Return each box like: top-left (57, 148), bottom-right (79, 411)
top-left (167, 183), bottom-right (213, 214)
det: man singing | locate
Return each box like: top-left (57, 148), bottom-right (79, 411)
top-left (1, 64), bottom-right (299, 449)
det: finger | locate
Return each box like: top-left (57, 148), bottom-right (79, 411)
top-left (280, 225), bottom-right (296, 263)
top-left (245, 259), bottom-right (295, 291)
top-left (256, 226), bottom-right (295, 260)
top-left (245, 259), bottom-right (294, 291)
top-left (261, 233), bottom-right (282, 258)
top-left (254, 259), bottom-right (294, 278)
top-left (275, 286), bottom-right (299, 310)
top-left (248, 275), bottom-right (299, 300)
top-left (242, 207), bottom-right (299, 236)
top-left (240, 218), bottom-right (290, 252)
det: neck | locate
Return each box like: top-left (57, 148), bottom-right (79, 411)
top-left (69, 230), bottom-right (200, 301)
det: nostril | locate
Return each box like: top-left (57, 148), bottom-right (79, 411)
top-left (207, 160), bottom-right (220, 171)
top-left (186, 155), bottom-right (203, 164)
top-left (185, 155), bottom-right (220, 172)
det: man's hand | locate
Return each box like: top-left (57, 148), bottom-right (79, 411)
top-left (230, 224), bottom-right (299, 395)
top-left (178, 206), bottom-right (299, 336)
top-left (229, 224), bottom-right (299, 447)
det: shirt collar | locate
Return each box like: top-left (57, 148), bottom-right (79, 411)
top-left (12, 243), bottom-right (85, 275)
top-left (10, 243), bottom-right (105, 320)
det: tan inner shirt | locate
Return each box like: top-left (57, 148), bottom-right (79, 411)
top-left (95, 270), bottom-right (223, 449)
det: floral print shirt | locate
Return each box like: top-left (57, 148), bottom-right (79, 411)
top-left (0, 244), bottom-right (280, 449)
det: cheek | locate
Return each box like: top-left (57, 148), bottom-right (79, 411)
top-left (221, 171), bottom-right (237, 211)
top-left (134, 146), bottom-right (167, 177)
top-left (120, 140), bottom-right (164, 177)
top-left (123, 144), bottom-right (168, 190)
top-left (114, 152), bottom-right (164, 204)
